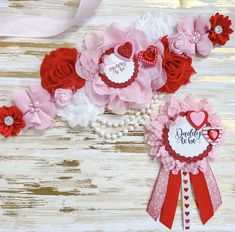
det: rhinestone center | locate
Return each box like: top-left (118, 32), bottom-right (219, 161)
top-left (4, 116), bottom-right (14, 126)
top-left (214, 25), bottom-right (223, 34)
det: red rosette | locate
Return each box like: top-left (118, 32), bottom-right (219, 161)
top-left (40, 48), bottom-right (86, 95)
top-left (209, 13), bottom-right (233, 46)
top-left (0, 106), bottom-right (25, 138)
top-left (157, 36), bottom-right (196, 93)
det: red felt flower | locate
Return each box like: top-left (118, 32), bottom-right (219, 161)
top-left (209, 13), bottom-right (233, 46)
top-left (0, 106), bottom-right (25, 138)
top-left (40, 48), bottom-right (85, 95)
top-left (157, 36), bottom-right (196, 93)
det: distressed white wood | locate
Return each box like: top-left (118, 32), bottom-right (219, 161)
top-left (0, 0), bottom-right (235, 231)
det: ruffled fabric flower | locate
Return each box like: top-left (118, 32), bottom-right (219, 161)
top-left (57, 89), bottom-right (104, 128)
top-left (136, 13), bottom-right (174, 43)
top-left (157, 36), bottom-right (196, 93)
top-left (0, 106), bottom-right (25, 137)
top-left (12, 86), bottom-right (56, 130)
top-left (145, 95), bottom-right (223, 174)
top-left (170, 15), bottom-right (213, 56)
top-left (76, 23), bottom-right (162, 115)
top-left (209, 13), bottom-right (233, 45)
top-left (54, 89), bottom-right (73, 107)
top-left (40, 48), bottom-right (86, 95)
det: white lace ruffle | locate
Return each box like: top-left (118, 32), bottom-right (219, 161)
top-left (57, 89), bottom-right (104, 128)
top-left (136, 13), bottom-right (174, 43)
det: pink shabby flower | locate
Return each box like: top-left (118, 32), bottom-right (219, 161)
top-left (12, 86), bottom-right (56, 130)
top-left (169, 15), bottom-right (213, 56)
top-left (76, 23), bottom-right (165, 114)
top-left (54, 89), bottom-right (73, 108)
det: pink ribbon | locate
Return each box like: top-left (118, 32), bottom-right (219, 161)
top-left (0, 0), bottom-right (102, 38)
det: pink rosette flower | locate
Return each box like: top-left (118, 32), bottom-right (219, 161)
top-left (169, 32), bottom-right (189, 55)
top-left (76, 23), bottom-right (165, 114)
top-left (12, 86), bottom-right (56, 130)
top-left (54, 89), bottom-right (73, 108)
top-left (169, 15), bottom-right (213, 56)
top-left (145, 95), bottom-right (223, 174)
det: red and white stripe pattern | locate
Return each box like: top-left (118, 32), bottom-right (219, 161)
top-left (181, 170), bottom-right (191, 231)
top-left (202, 127), bottom-right (223, 146)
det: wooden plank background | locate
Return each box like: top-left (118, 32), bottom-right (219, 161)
top-left (0, 0), bottom-right (234, 231)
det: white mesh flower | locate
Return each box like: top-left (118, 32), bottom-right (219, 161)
top-left (57, 89), bottom-right (104, 128)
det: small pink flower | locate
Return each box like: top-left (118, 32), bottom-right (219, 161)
top-left (54, 89), bottom-right (73, 108)
top-left (169, 32), bottom-right (189, 55)
top-left (175, 15), bottom-right (213, 56)
top-left (12, 86), bottom-right (56, 130)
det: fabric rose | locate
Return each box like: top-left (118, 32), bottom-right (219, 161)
top-left (169, 32), bottom-right (189, 55)
top-left (12, 86), bottom-right (56, 130)
top-left (54, 89), bottom-right (73, 107)
top-left (57, 89), bottom-right (104, 128)
top-left (208, 13), bottom-right (233, 46)
top-left (171, 15), bottom-right (213, 57)
top-left (76, 23), bottom-right (159, 115)
top-left (157, 36), bottom-right (196, 93)
top-left (0, 106), bottom-right (25, 137)
top-left (40, 48), bottom-right (85, 95)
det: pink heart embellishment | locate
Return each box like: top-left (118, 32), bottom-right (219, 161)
top-left (186, 111), bottom-right (208, 130)
top-left (114, 42), bottom-right (135, 61)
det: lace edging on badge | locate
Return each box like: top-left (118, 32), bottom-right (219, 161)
top-left (145, 94), bottom-right (224, 230)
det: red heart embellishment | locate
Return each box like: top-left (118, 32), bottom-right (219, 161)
top-left (208, 129), bottom-right (220, 142)
top-left (183, 172), bottom-right (187, 176)
top-left (184, 188), bottom-right (188, 192)
top-left (185, 219), bottom-right (190, 223)
top-left (185, 226), bottom-right (190, 230)
top-left (185, 204), bottom-right (189, 208)
top-left (114, 42), bottom-right (134, 61)
top-left (186, 111), bottom-right (208, 130)
top-left (184, 196), bottom-right (189, 200)
top-left (185, 212), bottom-right (190, 216)
top-left (137, 45), bottom-right (158, 66)
top-left (183, 180), bottom-right (188, 184)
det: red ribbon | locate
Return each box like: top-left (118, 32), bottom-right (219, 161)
top-left (147, 166), bottom-right (220, 229)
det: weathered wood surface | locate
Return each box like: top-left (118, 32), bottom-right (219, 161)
top-left (0, 0), bottom-right (234, 231)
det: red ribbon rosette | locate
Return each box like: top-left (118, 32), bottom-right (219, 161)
top-left (145, 95), bottom-right (224, 230)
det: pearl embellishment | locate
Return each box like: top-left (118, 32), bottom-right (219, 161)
top-left (4, 116), bottom-right (14, 126)
top-left (29, 101), bottom-right (40, 113)
top-left (91, 94), bottom-right (164, 139)
top-left (190, 31), bottom-right (201, 44)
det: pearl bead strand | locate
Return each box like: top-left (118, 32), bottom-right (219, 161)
top-left (91, 94), bottom-right (163, 139)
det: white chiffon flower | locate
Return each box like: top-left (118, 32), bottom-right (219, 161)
top-left (57, 90), bottom-right (104, 128)
top-left (136, 13), bottom-right (174, 43)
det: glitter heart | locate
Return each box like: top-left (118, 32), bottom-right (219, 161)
top-left (185, 212), bottom-right (190, 216)
top-left (137, 45), bottom-right (158, 66)
top-left (202, 127), bottom-right (223, 145)
top-left (114, 42), bottom-right (135, 61)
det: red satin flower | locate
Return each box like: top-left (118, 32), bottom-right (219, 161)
top-left (209, 13), bottom-right (233, 46)
top-left (40, 48), bottom-right (86, 95)
top-left (0, 106), bottom-right (25, 138)
top-left (157, 36), bottom-right (196, 93)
